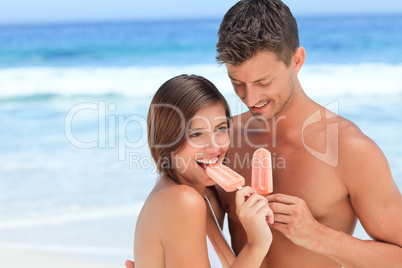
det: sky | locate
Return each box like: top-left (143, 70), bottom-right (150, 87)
top-left (0, 0), bottom-right (401, 24)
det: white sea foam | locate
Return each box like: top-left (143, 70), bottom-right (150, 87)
top-left (0, 242), bottom-right (131, 255)
top-left (0, 203), bottom-right (144, 230)
top-left (0, 65), bottom-right (225, 99)
top-left (300, 63), bottom-right (402, 98)
top-left (1, 63), bottom-right (401, 100)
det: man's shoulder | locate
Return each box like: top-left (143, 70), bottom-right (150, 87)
top-left (336, 116), bottom-right (384, 163)
top-left (337, 116), bottom-right (371, 147)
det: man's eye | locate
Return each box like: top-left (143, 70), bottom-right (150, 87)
top-left (231, 81), bottom-right (242, 87)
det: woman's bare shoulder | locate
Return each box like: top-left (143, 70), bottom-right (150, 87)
top-left (152, 183), bottom-right (206, 212)
top-left (135, 178), bottom-right (210, 267)
top-left (144, 177), bottom-right (206, 216)
top-left (148, 184), bottom-right (208, 241)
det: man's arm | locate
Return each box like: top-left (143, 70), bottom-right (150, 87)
top-left (267, 134), bottom-right (402, 267)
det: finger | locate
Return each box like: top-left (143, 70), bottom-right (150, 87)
top-left (266, 193), bottom-right (298, 204)
top-left (270, 213), bottom-right (290, 224)
top-left (235, 186), bottom-right (256, 207)
top-left (247, 193), bottom-right (268, 206)
top-left (266, 207), bottom-right (274, 224)
top-left (125, 260), bottom-right (135, 268)
top-left (256, 204), bottom-right (272, 218)
top-left (268, 202), bottom-right (293, 215)
top-left (269, 222), bottom-right (288, 234)
top-left (238, 196), bottom-right (265, 217)
top-left (249, 198), bottom-right (269, 214)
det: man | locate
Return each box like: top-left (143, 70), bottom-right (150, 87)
top-left (215, 0), bottom-right (402, 267)
top-left (126, 1), bottom-right (402, 267)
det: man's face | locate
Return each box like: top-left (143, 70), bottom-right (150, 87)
top-left (226, 51), bottom-right (295, 121)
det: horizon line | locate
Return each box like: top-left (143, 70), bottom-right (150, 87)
top-left (1, 11), bottom-right (402, 27)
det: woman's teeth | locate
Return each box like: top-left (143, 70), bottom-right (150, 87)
top-left (196, 158), bottom-right (219, 165)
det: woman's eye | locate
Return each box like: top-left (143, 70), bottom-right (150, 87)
top-left (216, 126), bottom-right (229, 133)
top-left (189, 132), bottom-right (201, 138)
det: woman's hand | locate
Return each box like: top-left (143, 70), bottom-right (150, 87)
top-left (125, 260), bottom-right (134, 268)
top-left (235, 186), bottom-right (273, 250)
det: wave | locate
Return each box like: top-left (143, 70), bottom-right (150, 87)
top-left (300, 63), bottom-right (402, 98)
top-left (0, 203), bottom-right (144, 230)
top-left (1, 63), bottom-right (401, 101)
top-left (0, 242), bottom-right (132, 255)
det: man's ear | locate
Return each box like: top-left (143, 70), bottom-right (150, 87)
top-left (292, 46), bottom-right (306, 74)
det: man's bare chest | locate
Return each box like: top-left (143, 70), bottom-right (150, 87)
top-left (225, 144), bottom-right (350, 223)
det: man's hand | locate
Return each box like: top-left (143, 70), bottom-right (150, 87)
top-left (125, 260), bottom-right (134, 268)
top-left (266, 193), bottom-right (325, 251)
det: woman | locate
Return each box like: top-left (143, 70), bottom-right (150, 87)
top-left (134, 74), bottom-right (273, 267)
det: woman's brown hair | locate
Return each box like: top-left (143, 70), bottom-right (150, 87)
top-left (147, 74), bottom-right (231, 183)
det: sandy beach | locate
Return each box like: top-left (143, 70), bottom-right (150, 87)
top-left (0, 249), bottom-right (122, 268)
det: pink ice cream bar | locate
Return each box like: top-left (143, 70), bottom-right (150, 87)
top-left (251, 148), bottom-right (273, 195)
top-left (206, 163), bottom-right (245, 192)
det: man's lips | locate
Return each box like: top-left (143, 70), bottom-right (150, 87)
top-left (250, 101), bottom-right (270, 113)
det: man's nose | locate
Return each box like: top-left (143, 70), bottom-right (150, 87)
top-left (244, 84), bottom-right (259, 107)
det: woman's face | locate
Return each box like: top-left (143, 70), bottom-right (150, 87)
top-left (172, 103), bottom-right (230, 188)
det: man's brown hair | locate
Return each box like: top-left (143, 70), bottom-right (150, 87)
top-left (216, 0), bottom-right (299, 66)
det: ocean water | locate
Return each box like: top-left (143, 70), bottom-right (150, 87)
top-left (0, 15), bottom-right (402, 264)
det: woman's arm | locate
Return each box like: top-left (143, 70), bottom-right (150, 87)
top-left (230, 187), bottom-right (273, 268)
top-left (158, 186), bottom-right (211, 268)
top-left (141, 185), bottom-right (273, 268)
